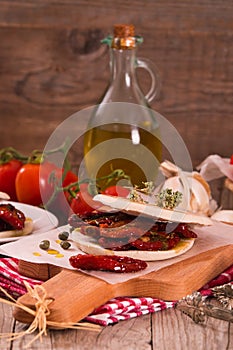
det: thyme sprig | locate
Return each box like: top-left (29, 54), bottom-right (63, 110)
top-left (129, 183), bottom-right (183, 210)
top-left (129, 182), bottom-right (154, 203)
top-left (155, 188), bottom-right (183, 210)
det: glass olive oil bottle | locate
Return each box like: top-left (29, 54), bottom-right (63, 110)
top-left (84, 24), bottom-right (162, 188)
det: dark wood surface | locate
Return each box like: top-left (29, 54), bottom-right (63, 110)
top-left (0, 0), bottom-right (232, 168)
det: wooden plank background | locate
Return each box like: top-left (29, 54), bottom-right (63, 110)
top-left (0, 0), bottom-right (232, 168)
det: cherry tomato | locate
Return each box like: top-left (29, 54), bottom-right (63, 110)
top-left (70, 183), bottom-right (102, 216)
top-left (0, 159), bottom-right (23, 201)
top-left (102, 185), bottom-right (130, 197)
top-left (70, 185), bottom-right (130, 217)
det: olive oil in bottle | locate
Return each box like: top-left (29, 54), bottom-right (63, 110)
top-left (84, 123), bottom-right (162, 188)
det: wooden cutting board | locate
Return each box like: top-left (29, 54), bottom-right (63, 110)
top-left (13, 244), bottom-right (233, 325)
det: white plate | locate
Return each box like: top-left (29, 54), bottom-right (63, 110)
top-left (71, 230), bottom-right (195, 262)
top-left (0, 201), bottom-right (59, 243)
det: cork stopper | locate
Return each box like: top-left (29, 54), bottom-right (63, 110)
top-left (114, 24), bottom-right (135, 38)
top-left (112, 24), bottom-right (136, 49)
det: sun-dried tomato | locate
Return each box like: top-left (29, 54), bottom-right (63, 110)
top-left (99, 225), bottom-right (143, 239)
top-left (97, 237), bottom-right (132, 250)
top-left (69, 211), bottom-right (197, 252)
top-left (130, 231), bottom-right (181, 251)
top-left (0, 204), bottom-right (25, 230)
top-left (68, 212), bottom-right (134, 228)
top-left (174, 223), bottom-right (197, 238)
top-left (166, 235), bottom-right (181, 249)
top-left (130, 239), bottom-right (164, 251)
top-left (69, 254), bottom-right (147, 273)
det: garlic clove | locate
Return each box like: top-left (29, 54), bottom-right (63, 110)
top-left (192, 172), bottom-right (211, 197)
top-left (208, 198), bottom-right (219, 216)
top-left (0, 191), bottom-right (10, 200)
top-left (186, 176), bottom-right (210, 215)
top-left (158, 176), bottom-right (183, 192)
top-left (154, 176), bottom-right (191, 211)
top-left (159, 160), bottom-right (179, 178)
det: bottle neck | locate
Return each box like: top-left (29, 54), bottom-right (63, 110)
top-left (109, 47), bottom-right (137, 83)
top-left (101, 41), bottom-right (148, 105)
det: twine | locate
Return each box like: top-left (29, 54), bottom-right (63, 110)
top-left (0, 281), bottom-right (101, 349)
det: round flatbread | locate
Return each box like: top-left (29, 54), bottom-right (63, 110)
top-left (71, 229), bottom-right (195, 262)
top-left (0, 217), bottom-right (33, 239)
top-left (93, 194), bottom-right (213, 226)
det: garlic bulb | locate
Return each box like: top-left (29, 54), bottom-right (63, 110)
top-left (155, 160), bottom-right (217, 216)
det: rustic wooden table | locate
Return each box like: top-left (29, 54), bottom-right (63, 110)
top-left (0, 179), bottom-right (233, 350)
top-left (1, 302), bottom-right (232, 350)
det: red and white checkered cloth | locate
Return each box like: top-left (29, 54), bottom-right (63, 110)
top-left (1, 258), bottom-right (233, 326)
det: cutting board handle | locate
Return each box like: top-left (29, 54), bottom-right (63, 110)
top-left (14, 269), bottom-right (116, 324)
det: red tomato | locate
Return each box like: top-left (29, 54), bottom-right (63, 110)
top-left (230, 155), bottom-right (233, 165)
top-left (62, 170), bottom-right (78, 188)
top-left (15, 162), bottom-right (55, 206)
top-left (70, 183), bottom-right (102, 216)
top-left (0, 159), bottom-right (22, 201)
top-left (15, 162), bottom-right (78, 208)
top-left (102, 185), bottom-right (130, 197)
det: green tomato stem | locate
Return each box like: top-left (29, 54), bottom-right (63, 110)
top-left (0, 147), bottom-right (28, 164)
top-left (44, 169), bottom-right (131, 209)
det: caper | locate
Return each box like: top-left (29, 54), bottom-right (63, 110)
top-left (60, 241), bottom-right (71, 250)
top-left (39, 240), bottom-right (50, 250)
top-left (58, 231), bottom-right (69, 241)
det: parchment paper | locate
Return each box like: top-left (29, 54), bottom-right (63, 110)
top-left (0, 221), bottom-right (233, 284)
top-left (197, 155), bottom-right (233, 182)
